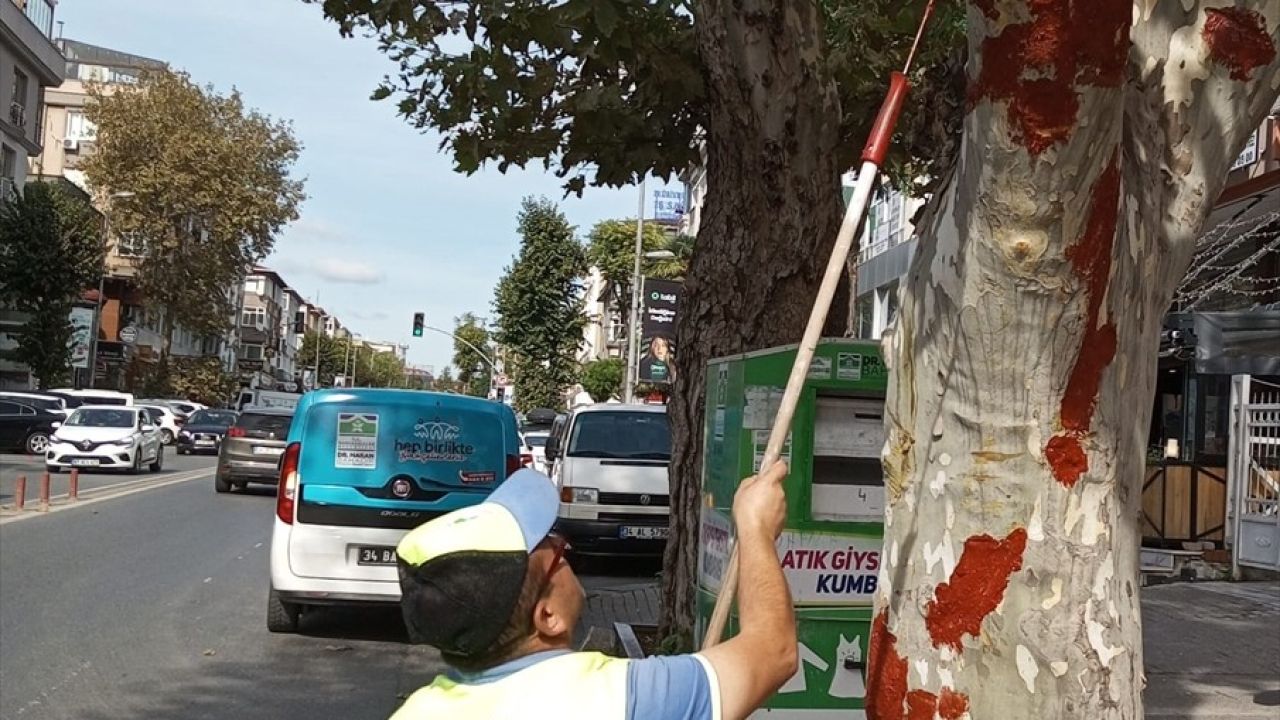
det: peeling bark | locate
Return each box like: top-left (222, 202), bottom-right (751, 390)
top-left (870, 1), bottom-right (1280, 718)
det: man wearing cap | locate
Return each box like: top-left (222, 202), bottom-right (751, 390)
top-left (392, 462), bottom-right (797, 720)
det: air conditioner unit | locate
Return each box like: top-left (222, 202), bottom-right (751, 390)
top-left (63, 138), bottom-right (78, 151)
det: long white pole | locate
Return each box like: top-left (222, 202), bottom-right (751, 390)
top-left (625, 178), bottom-right (646, 403)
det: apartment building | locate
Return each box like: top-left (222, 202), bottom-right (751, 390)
top-left (0, 0), bottom-right (61, 195)
top-left (0, 0), bottom-right (63, 389)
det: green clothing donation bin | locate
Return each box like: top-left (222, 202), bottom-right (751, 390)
top-left (695, 339), bottom-right (888, 719)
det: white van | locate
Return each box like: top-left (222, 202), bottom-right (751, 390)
top-left (546, 404), bottom-right (670, 556)
top-left (48, 389), bottom-right (134, 407)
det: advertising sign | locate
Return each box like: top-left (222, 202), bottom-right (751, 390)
top-left (653, 188), bottom-right (685, 222)
top-left (638, 278), bottom-right (680, 384)
top-left (777, 530), bottom-right (881, 606)
top-left (68, 307), bottom-right (94, 369)
top-left (335, 412), bottom-right (378, 469)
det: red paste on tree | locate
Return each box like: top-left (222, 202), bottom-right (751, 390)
top-left (1045, 155), bottom-right (1122, 487)
top-left (1203, 7), bottom-right (1277, 82)
top-left (925, 528), bottom-right (1029, 650)
top-left (968, 0), bottom-right (1131, 154)
top-left (867, 610), bottom-right (909, 720)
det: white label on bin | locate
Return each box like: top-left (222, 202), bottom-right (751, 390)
top-left (697, 508), bottom-right (733, 593)
top-left (778, 531), bottom-right (881, 605)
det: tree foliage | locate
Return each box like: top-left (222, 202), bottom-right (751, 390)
top-left (452, 312), bottom-right (493, 397)
top-left (585, 219), bottom-right (681, 325)
top-left (580, 358), bottom-right (624, 403)
top-left (493, 198), bottom-right (586, 412)
top-left (308, 0), bottom-right (965, 193)
top-left (0, 182), bottom-right (104, 388)
top-left (82, 70), bottom-right (305, 355)
top-left (297, 332), bottom-right (407, 389)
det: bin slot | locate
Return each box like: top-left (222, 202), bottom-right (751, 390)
top-left (812, 395), bottom-right (885, 522)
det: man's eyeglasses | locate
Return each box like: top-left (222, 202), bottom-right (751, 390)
top-left (541, 532), bottom-right (571, 590)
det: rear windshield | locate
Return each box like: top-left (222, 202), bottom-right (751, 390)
top-left (2, 396), bottom-right (61, 413)
top-left (189, 410), bottom-right (237, 427)
top-left (567, 412), bottom-right (670, 460)
top-left (236, 412), bottom-right (294, 438)
top-left (525, 434), bottom-right (548, 448)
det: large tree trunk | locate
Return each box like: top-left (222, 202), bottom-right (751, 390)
top-left (661, 0), bottom-right (849, 643)
top-left (868, 2), bottom-right (1279, 718)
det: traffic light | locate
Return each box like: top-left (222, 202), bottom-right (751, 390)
top-left (412, 312), bottom-right (425, 337)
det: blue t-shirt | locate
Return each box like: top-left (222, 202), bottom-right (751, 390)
top-left (454, 650), bottom-right (717, 719)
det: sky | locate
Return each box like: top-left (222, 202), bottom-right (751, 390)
top-left (59, 0), bottom-right (677, 374)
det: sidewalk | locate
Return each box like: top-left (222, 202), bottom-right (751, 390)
top-left (582, 579), bottom-right (1280, 718)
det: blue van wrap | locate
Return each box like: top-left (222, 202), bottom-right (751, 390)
top-left (287, 389), bottom-right (522, 529)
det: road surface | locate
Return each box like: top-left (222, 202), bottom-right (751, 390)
top-left (0, 458), bottom-right (657, 720)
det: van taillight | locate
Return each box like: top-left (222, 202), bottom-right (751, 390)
top-left (499, 453), bottom-right (524, 476)
top-left (227, 426), bottom-right (246, 438)
top-left (277, 441), bottom-right (301, 524)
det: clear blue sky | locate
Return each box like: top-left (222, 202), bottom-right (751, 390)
top-left (59, 0), bottom-right (675, 374)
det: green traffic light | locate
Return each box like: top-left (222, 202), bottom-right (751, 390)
top-left (413, 328), bottom-right (423, 337)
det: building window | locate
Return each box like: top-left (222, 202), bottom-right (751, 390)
top-left (9, 69), bottom-right (29, 129)
top-left (242, 344), bottom-right (264, 361)
top-left (116, 232), bottom-right (146, 258)
top-left (241, 307), bottom-right (266, 328)
top-left (1, 146), bottom-right (16, 198)
top-left (23, 0), bottom-right (55, 39)
top-left (867, 189), bottom-right (904, 256)
top-left (66, 110), bottom-right (98, 142)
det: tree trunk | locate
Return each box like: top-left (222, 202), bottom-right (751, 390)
top-left (661, 0), bottom-right (850, 643)
top-left (868, 2), bottom-right (1279, 718)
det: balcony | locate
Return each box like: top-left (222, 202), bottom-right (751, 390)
top-left (1, 0), bottom-right (64, 85)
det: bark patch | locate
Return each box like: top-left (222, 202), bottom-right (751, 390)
top-left (1202, 7), bottom-right (1277, 82)
top-left (925, 527), bottom-right (1029, 650)
top-left (1046, 156), bottom-right (1121, 487)
top-left (867, 609), bottom-right (909, 720)
top-left (968, 0), bottom-right (1131, 154)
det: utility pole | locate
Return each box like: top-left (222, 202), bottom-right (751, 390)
top-left (623, 179), bottom-right (646, 403)
top-left (350, 338), bottom-right (359, 387)
top-left (313, 301), bottom-right (323, 389)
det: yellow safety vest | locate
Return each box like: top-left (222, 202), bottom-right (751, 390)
top-left (391, 652), bottom-right (631, 720)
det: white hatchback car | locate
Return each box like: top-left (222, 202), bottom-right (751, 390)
top-left (46, 406), bottom-right (165, 474)
top-left (139, 404), bottom-right (182, 445)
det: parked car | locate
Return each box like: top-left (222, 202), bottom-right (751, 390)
top-left (0, 392), bottom-right (69, 418)
top-left (547, 404), bottom-right (671, 556)
top-left (267, 388), bottom-right (526, 632)
top-left (0, 400), bottom-right (63, 455)
top-left (176, 409), bottom-right (239, 455)
top-left (215, 408), bottom-right (295, 493)
top-left (522, 430), bottom-right (551, 474)
top-left (138, 404), bottom-right (183, 445)
top-left (45, 405), bottom-right (164, 473)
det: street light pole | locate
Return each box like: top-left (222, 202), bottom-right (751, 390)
top-left (87, 191), bottom-right (135, 389)
top-left (624, 178), bottom-right (646, 403)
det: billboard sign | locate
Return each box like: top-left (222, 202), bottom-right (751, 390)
top-left (68, 306), bottom-right (94, 369)
top-left (653, 189), bottom-right (685, 223)
top-left (638, 278), bottom-right (681, 384)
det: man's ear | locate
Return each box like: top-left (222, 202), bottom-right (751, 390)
top-left (531, 596), bottom-right (571, 639)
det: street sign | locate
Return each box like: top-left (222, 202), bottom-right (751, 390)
top-left (119, 326), bottom-right (138, 344)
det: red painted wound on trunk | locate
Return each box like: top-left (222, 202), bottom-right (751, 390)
top-left (1045, 155), bottom-right (1122, 487)
top-left (925, 528), bottom-right (1029, 650)
top-left (938, 687), bottom-right (971, 719)
top-left (968, 0), bottom-right (1131, 154)
top-left (867, 610), bottom-right (909, 720)
top-left (1203, 7), bottom-right (1277, 82)
top-left (906, 690), bottom-right (937, 720)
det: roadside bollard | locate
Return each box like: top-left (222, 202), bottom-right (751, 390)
top-left (39, 472), bottom-right (50, 512)
top-left (15, 475), bottom-right (26, 511)
top-left (69, 469), bottom-right (80, 502)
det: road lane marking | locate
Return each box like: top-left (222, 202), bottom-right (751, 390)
top-left (0, 469), bottom-right (214, 525)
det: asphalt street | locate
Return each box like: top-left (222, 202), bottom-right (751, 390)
top-left (0, 460), bottom-right (658, 720)
top-left (0, 450), bottom-right (216, 507)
